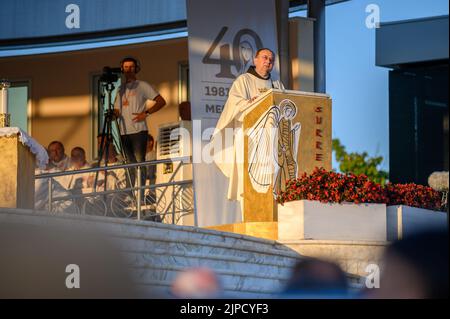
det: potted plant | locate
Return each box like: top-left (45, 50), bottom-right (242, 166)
top-left (277, 168), bottom-right (447, 242)
top-left (385, 183), bottom-right (447, 240)
top-left (277, 168), bottom-right (387, 241)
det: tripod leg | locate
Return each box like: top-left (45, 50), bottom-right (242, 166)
top-left (113, 118), bottom-right (135, 193)
top-left (93, 115), bottom-right (110, 190)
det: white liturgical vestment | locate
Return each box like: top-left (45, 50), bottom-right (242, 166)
top-left (211, 70), bottom-right (284, 208)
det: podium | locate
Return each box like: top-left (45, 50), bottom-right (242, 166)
top-left (210, 89), bottom-right (332, 240)
top-left (0, 130), bottom-right (36, 209)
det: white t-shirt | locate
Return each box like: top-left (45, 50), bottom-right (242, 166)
top-left (114, 80), bottom-right (159, 135)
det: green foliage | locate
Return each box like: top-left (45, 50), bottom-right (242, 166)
top-left (332, 138), bottom-right (389, 185)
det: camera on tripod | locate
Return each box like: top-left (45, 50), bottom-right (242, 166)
top-left (95, 65), bottom-right (123, 174)
top-left (100, 66), bottom-right (121, 83)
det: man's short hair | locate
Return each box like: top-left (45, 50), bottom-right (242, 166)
top-left (255, 48), bottom-right (275, 58)
top-left (71, 147), bottom-right (86, 158)
top-left (120, 56), bottom-right (141, 73)
top-left (179, 101), bottom-right (192, 121)
top-left (48, 141), bottom-right (64, 152)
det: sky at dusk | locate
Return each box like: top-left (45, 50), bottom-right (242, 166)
top-left (293, 0), bottom-right (449, 171)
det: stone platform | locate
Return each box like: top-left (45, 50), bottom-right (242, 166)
top-left (0, 208), bottom-right (302, 298)
top-left (208, 221), bottom-right (387, 278)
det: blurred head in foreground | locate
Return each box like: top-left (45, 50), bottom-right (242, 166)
top-left (367, 229), bottom-right (448, 299)
top-left (282, 258), bottom-right (349, 298)
top-left (170, 267), bottom-right (222, 298)
top-left (0, 222), bottom-right (139, 298)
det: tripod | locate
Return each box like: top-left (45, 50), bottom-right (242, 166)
top-left (93, 81), bottom-right (133, 196)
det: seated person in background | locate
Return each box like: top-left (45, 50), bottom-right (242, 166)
top-left (47, 140), bottom-right (72, 190)
top-left (47, 140), bottom-right (70, 171)
top-left (178, 101), bottom-right (191, 121)
top-left (145, 134), bottom-right (156, 161)
top-left (69, 146), bottom-right (90, 170)
top-left (34, 150), bottom-right (50, 210)
top-left (145, 134), bottom-right (157, 184)
top-left (34, 147), bottom-right (77, 214)
top-left (145, 134), bottom-right (157, 206)
top-left (67, 146), bottom-right (91, 190)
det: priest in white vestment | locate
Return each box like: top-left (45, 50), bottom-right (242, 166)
top-left (211, 48), bottom-right (285, 210)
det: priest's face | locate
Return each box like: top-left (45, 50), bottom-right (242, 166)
top-left (254, 49), bottom-right (274, 78)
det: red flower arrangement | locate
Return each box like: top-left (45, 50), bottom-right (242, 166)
top-left (277, 167), bottom-right (443, 211)
top-left (384, 183), bottom-right (442, 211)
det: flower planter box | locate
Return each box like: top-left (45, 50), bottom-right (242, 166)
top-left (278, 200), bottom-right (387, 241)
top-left (387, 205), bottom-right (448, 241)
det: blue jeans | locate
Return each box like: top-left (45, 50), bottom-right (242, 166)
top-left (121, 131), bottom-right (148, 199)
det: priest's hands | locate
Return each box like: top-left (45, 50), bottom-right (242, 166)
top-left (248, 96), bottom-right (258, 104)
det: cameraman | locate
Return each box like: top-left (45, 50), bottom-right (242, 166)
top-left (113, 56), bottom-right (166, 195)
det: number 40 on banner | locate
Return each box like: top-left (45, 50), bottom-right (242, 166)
top-left (202, 26), bottom-right (264, 79)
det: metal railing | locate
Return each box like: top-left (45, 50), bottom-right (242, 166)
top-left (35, 156), bottom-right (194, 224)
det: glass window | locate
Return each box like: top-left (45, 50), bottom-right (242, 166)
top-left (8, 81), bottom-right (30, 132)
